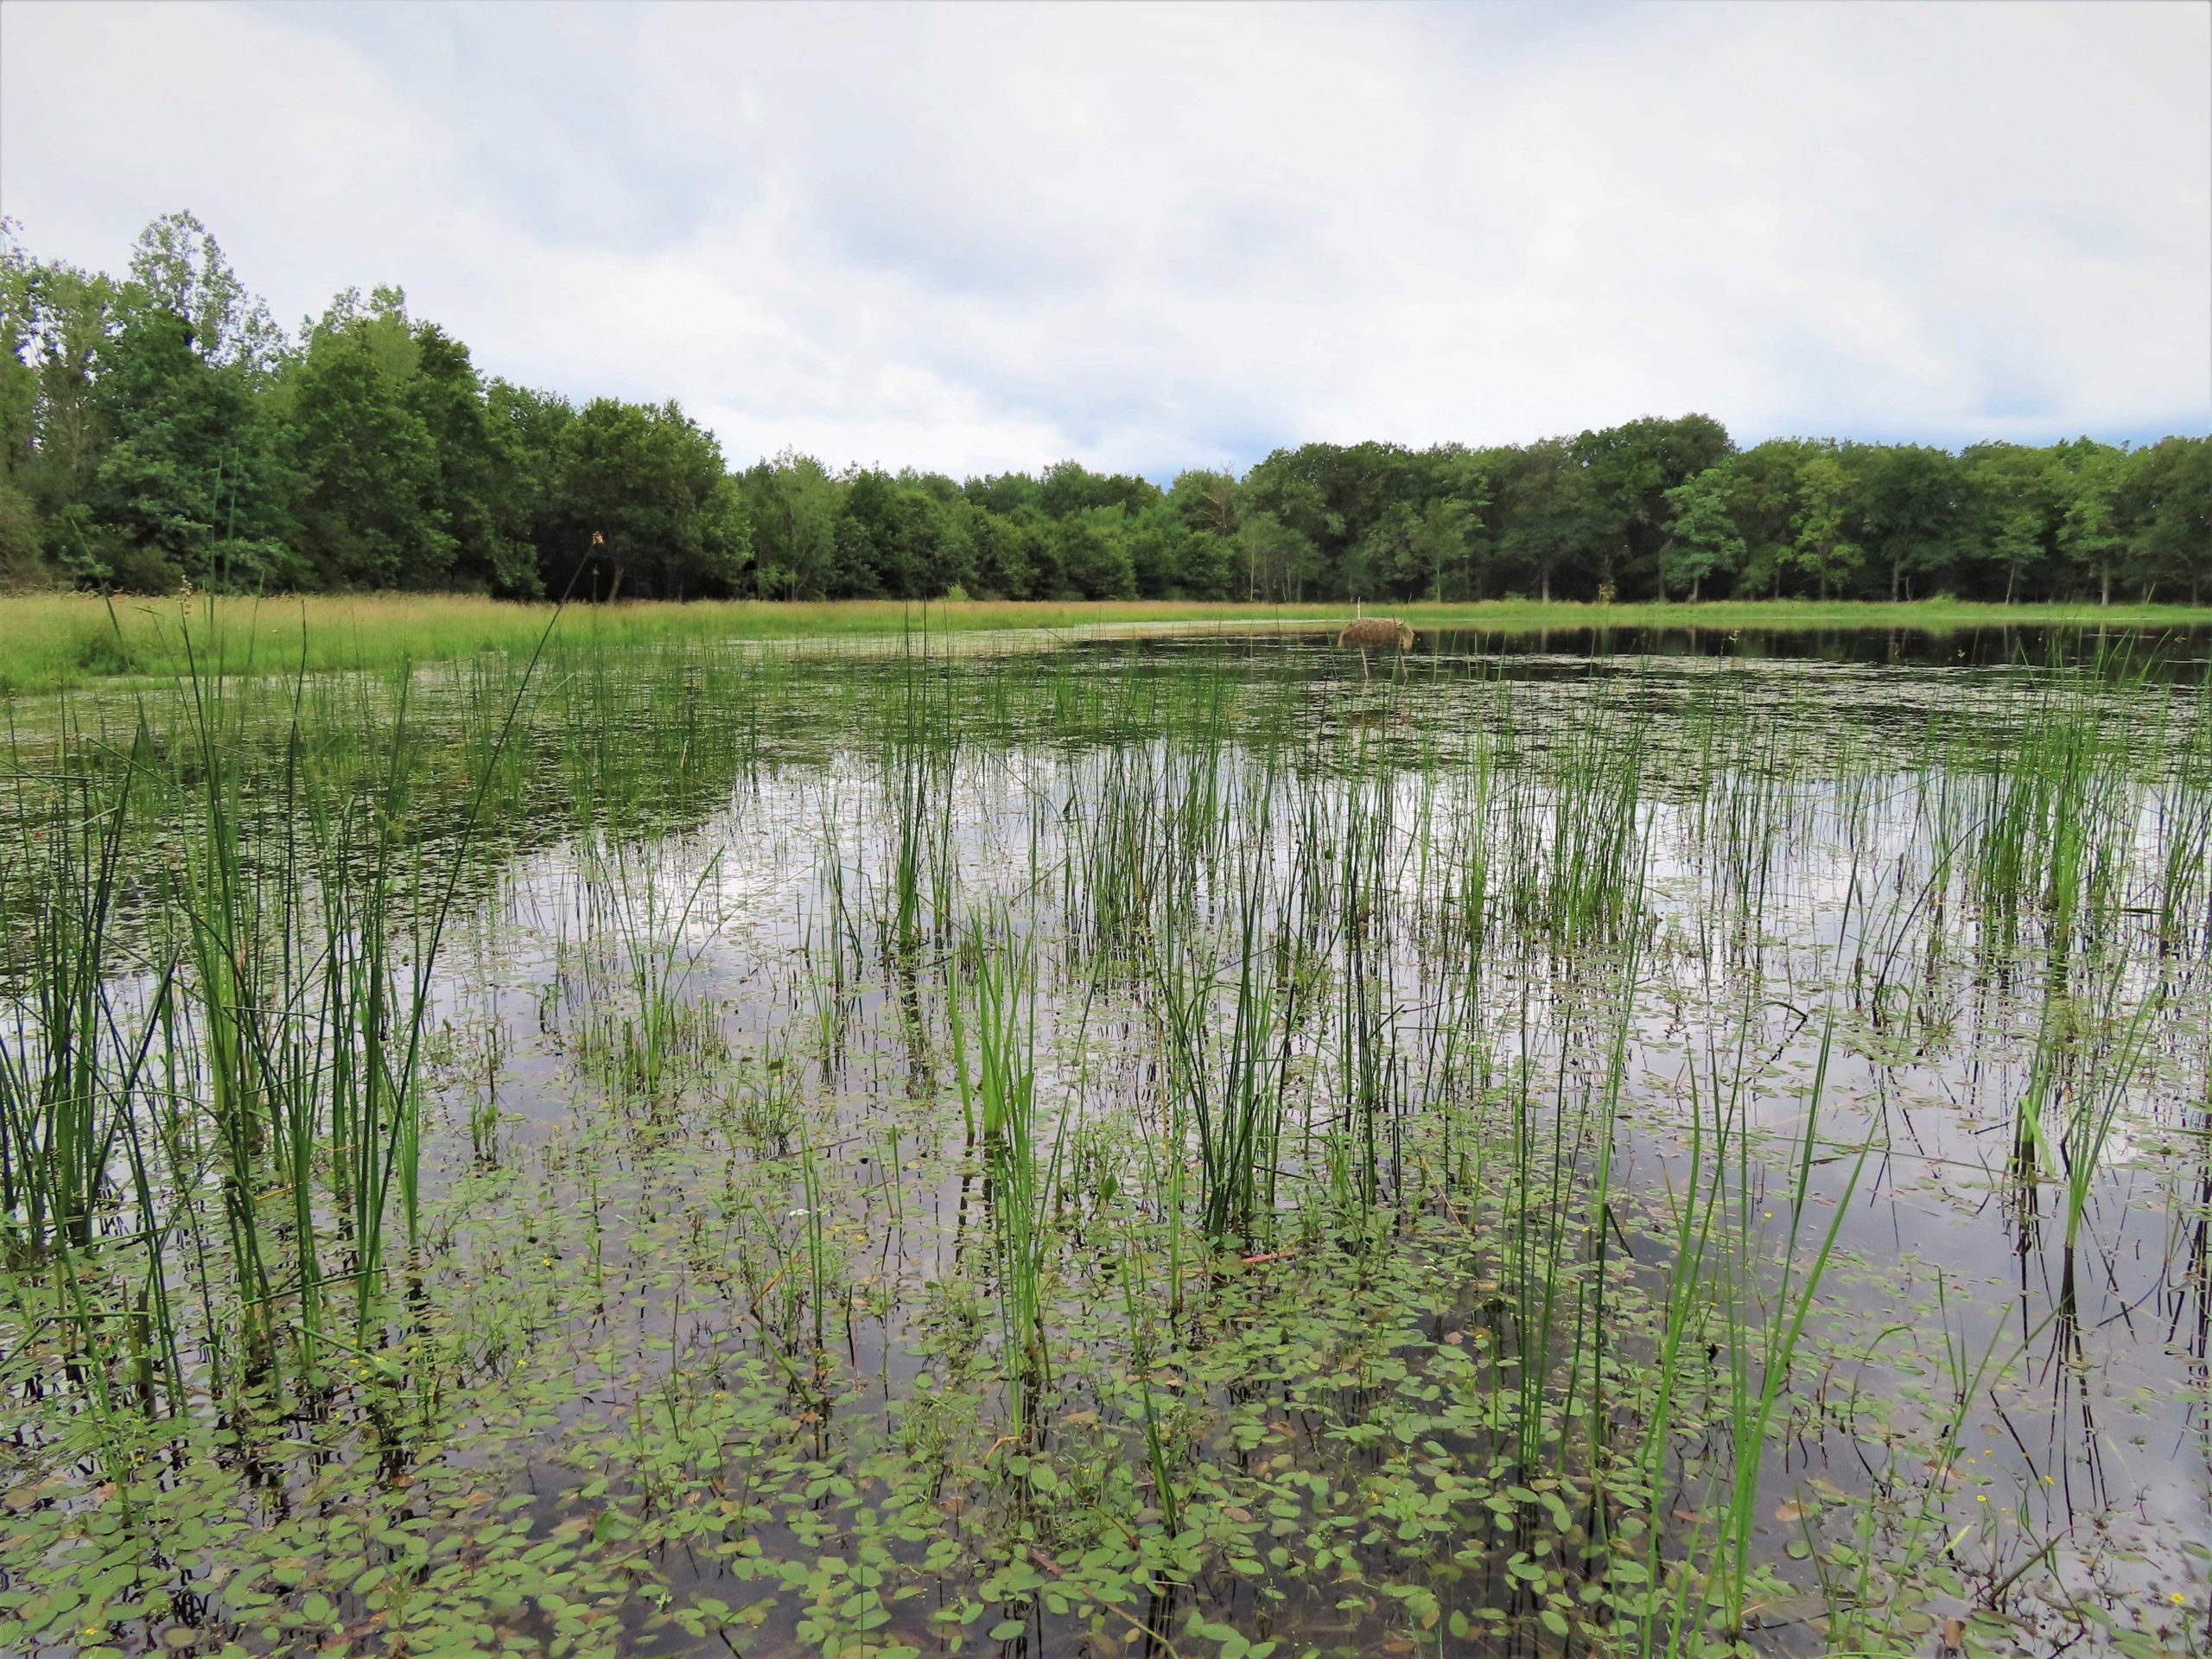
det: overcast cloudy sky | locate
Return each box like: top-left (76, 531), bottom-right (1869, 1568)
top-left (3, 1), bottom-right (2206, 480)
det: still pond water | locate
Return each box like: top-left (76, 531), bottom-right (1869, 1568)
top-left (0, 623), bottom-right (2205, 1659)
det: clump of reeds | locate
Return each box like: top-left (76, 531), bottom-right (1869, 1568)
top-left (1335, 616), bottom-right (1416, 651)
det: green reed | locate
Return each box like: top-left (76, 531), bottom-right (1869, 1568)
top-left (1150, 824), bottom-right (1292, 1244)
top-left (0, 588), bottom-right (564, 1411)
top-left (0, 715), bottom-right (164, 1262)
top-left (947, 912), bottom-right (1056, 1427)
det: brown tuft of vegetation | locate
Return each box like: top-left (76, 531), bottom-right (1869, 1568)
top-left (1337, 616), bottom-right (1415, 650)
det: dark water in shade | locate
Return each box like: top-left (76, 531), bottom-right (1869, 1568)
top-left (1432, 622), bottom-right (2212, 671)
top-left (1243, 621), bottom-right (2212, 676)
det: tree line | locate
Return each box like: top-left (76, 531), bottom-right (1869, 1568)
top-left (3, 213), bottom-right (2207, 607)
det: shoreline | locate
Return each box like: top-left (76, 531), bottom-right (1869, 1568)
top-left (6, 593), bottom-right (2209, 695)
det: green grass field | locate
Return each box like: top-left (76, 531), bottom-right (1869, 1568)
top-left (5, 590), bottom-right (2209, 693)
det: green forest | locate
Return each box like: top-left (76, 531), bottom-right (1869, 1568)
top-left (4, 213), bottom-right (2208, 607)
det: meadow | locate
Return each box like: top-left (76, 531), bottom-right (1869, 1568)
top-left (10, 591), bottom-right (2212, 693)
top-left (0, 607), bottom-right (2205, 1659)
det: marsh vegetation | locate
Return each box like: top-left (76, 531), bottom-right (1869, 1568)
top-left (0, 615), bottom-right (2206, 1659)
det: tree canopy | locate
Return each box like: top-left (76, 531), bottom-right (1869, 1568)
top-left (3, 214), bottom-right (2207, 605)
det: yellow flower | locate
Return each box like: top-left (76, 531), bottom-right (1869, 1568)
top-left (2174, 1592), bottom-right (2189, 1605)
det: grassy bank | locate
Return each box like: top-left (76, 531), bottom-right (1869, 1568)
top-left (4, 589), bottom-right (2209, 693)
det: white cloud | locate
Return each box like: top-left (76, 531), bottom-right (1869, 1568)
top-left (3, 0), bottom-right (2204, 478)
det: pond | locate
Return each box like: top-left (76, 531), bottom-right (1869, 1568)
top-left (0, 624), bottom-right (2205, 1658)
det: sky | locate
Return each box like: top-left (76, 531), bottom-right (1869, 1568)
top-left (2, 0), bottom-right (2207, 481)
